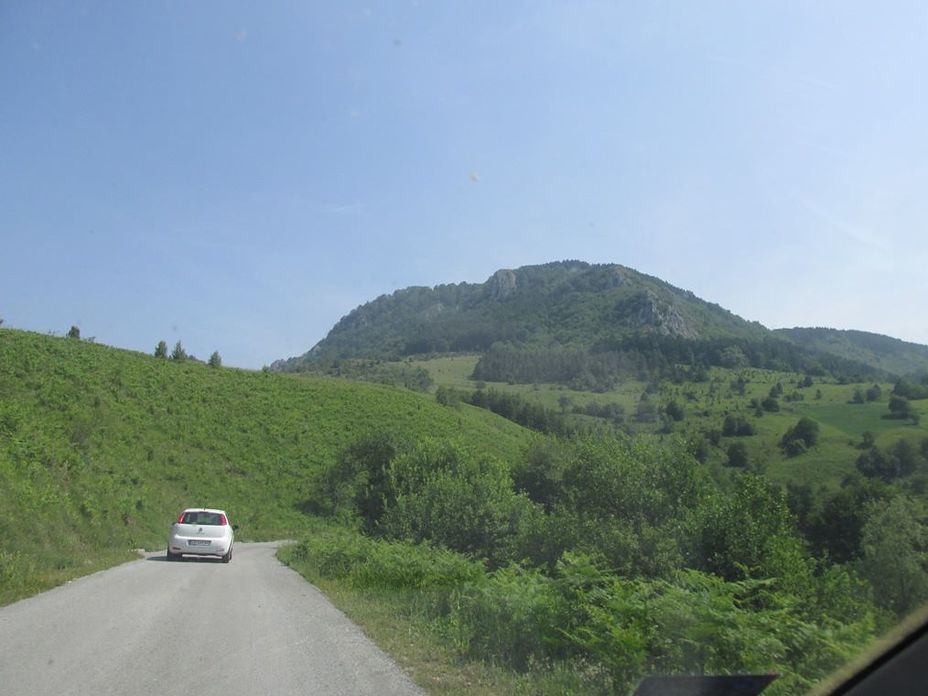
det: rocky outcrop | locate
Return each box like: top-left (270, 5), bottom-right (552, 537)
top-left (618, 290), bottom-right (696, 338)
top-left (486, 269), bottom-right (517, 300)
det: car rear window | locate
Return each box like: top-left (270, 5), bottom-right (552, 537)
top-left (182, 512), bottom-right (224, 525)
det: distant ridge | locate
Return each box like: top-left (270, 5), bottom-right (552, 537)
top-left (774, 327), bottom-right (928, 379)
top-left (274, 261), bottom-right (767, 367)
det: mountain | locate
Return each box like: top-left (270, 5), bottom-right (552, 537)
top-left (774, 327), bottom-right (928, 379)
top-left (274, 261), bottom-right (907, 382)
top-left (275, 261), bottom-right (769, 368)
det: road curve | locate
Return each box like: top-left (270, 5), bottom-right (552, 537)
top-left (0, 542), bottom-right (423, 696)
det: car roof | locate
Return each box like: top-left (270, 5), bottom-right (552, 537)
top-left (181, 507), bottom-right (227, 515)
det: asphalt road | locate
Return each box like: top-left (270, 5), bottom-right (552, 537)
top-left (0, 542), bottom-right (423, 696)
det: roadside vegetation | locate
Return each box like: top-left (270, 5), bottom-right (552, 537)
top-left (285, 429), bottom-right (926, 694)
top-left (4, 327), bottom-right (928, 694)
top-left (0, 329), bottom-right (526, 605)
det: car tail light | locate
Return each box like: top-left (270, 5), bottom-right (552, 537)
top-left (176, 511), bottom-right (186, 524)
top-left (219, 514), bottom-right (228, 525)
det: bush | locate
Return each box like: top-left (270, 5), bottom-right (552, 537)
top-left (722, 414), bottom-right (755, 436)
top-left (305, 431), bottom-right (398, 529)
top-left (381, 439), bottom-right (532, 567)
top-left (888, 395), bottom-right (912, 419)
top-left (726, 442), bottom-right (749, 467)
top-left (761, 397), bottom-right (780, 412)
top-left (780, 417), bottom-right (819, 456)
top-left (289, 528), bottom-right (484, 591)
top-left (664, 400), bottom-right (685, 422)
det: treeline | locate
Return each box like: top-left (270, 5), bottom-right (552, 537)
top-left (472, 336), bottom-right (886, 389)
top-left (302, 432), bottom-right (908, 692)
top-left (286, 359), bottom-right (433, 392)
top-left (436, 386), bottom-right (583, 437)
top-left (435, 386), bottom-right (631, 437)
top-left (893, 377), bottom-right (928, 401)
top-left (855, 436), bottom-right (928, 485)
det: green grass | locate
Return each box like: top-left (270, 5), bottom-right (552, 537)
top-left (408, 355), bottom-right (481, 390)
top-left (0, 329), bottom-right (531, 605)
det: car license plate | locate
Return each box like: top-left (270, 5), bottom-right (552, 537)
top-left (189, 540), bottom-right (211, 546)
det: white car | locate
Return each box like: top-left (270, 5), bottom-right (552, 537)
top-left (167, 508), bottom-right (234, 563)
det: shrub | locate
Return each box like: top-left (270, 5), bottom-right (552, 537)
top-left (381, 439), bottom-right (531, 567)
top-left (726, 442), bottom-right (749, 467)
top-left (780, 417), bottom-right (820, 456)
top-left (722, 414), bottom-right (755, 436)
top-left (761, 397), bottom-right (780, 412)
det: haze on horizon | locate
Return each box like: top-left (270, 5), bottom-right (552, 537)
top-left (2, 2), bottom-right (927, 368)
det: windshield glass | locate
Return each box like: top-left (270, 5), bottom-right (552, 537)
top-left (1, 2), bottom-right (926, 694)
top-left (182, 512), bottom-right (224, 526)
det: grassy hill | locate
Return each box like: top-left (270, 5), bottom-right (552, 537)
top-left (0, 329), bottom-right (530, 605)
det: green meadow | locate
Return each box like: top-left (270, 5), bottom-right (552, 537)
top-left (410, 355), bottom-right (927, 491)
top-left (0, 329), bottom-right (529, 605)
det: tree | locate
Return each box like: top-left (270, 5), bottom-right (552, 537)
top-left (208, 351), bottom-right (222, 368)
top-left (726, 442), bottom-right (749, 467)
top-left (761, 396), bottom-right (780, 412)
top-left (888, 395), bottom-right (912, 419)
top-left (780, 417), bottom-right (819, 456)
top-left (664, 400), bottom-right (685, 422)
top-left (722, 414), bottom-right (755, 437)
top-left (435, 386), bottom-right (460, 407)
top-left (689, 474), bottom-right (806, 582)
top-left (866, 384), bottom-right (882, 402)
top-left (67, 325), bottom-right (80, 339)
top-left (171, 340), bottom-right (187, 361)
top-left (154, 340), bottom-right (168, 358)
top-left (807, 474), bottom-right (890, 563)
top-left (858, 496), bottom-right (928, 617)
top-left (859, 431), bottom-right (876, 450)
top-left (513, 440), bottom-right (567, 513)
top-left (382, 438), bottom-right (528, 567)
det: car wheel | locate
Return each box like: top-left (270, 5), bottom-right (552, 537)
top-left (222, 547), bottom-right (232, 564)
top-left (166, 550), bottom-right (180, 561)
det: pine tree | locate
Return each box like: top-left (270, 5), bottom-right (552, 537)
top-left (171, 341), bottom-right (187, 361)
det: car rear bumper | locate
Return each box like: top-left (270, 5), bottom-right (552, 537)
top-left (169, 536), bottom-right (232, 557)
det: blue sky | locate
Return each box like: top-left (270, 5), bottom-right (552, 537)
top-left (2, 2), bottom-right (927, 368)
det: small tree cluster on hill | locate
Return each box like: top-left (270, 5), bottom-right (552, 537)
top-left (856, 438), bottom-right (928, 482)
top-left (893, 378), bottom-right (928, 400)
top-left (726, 441), bottom-right (749, 467)
top-left (722, 414), bottom-right (755, 437)
top-left (780, 417), bottom-right (820, 456)
top-left (664, 400), bottom-right (685, 422)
